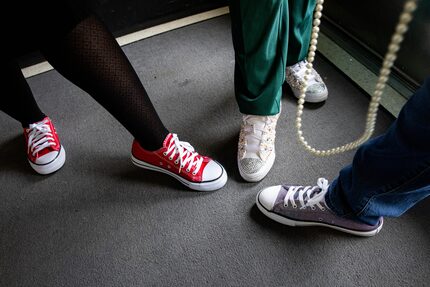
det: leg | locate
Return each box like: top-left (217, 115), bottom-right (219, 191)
top-left (284, 0), bottom-right (328, 103)
top-left (230, 0), bottom-right (288, 182)
top-left (1, 60), bottom-right (45, 127)
top-left (327, 77), bottom-right (430, 225)
top-left (40, 15), bottom-right (168, 151)
top-left (40, 15), bottom-right (226, 190)
top-left (1, 60), bottom-right (65, 175)
top-left (257, 78), bottom-right (430, 236)
top-left (286, 0), bottom-right (316, 66)
top-left (230, 0), bottom-right (288, 116)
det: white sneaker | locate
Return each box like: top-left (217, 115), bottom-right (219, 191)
top-left (285, 60), bottom-right (328, 103)
top-left (237, 111), bottom-right (280, 182)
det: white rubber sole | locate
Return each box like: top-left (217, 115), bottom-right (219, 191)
top-left (29, 145), bottom-right (66, 175)
top-left (256, 192), bottom-right (383, 237)
top-left (292, 87), bottom-right (328, 103)
top-left (238, 152), bottom-right (276, 182)
top-left (131, 155), bottom-right (227, 192)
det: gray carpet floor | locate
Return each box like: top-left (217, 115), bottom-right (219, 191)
top-left (1, 16), bottom-right (429, 287)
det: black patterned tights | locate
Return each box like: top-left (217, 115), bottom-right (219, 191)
top-left (3, 15), bottom-right (169, 151)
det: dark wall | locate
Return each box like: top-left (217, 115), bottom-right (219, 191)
top-left (323, 0), bottom-right (430, 85)
top-left (90, 0), bottom-right (227, 36)
top-left (97, 0), bottom-right (427, 85)
top-left (19, 0), bottom-right (227, 67)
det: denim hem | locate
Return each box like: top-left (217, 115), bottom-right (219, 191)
top-left (356, 162), bottom-right (430, 218)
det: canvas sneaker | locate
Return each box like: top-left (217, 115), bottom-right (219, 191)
top-left (131, 133), bottom-right (227, 191)
top-left (24, 117), bottom-right (66, 175)
top-left (285, 60), bottom-right (328, 103)
top-left (237, 111), bottom-right (280, 182)
top-left (256, 178), bottom-right (383, 236)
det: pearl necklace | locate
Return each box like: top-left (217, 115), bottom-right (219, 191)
top-left (297, 0), bottom-right (418, 156)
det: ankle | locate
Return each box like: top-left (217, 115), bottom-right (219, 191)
top-left (135, 131), bottom-right (169, 151)
top-left (22, 114), bottom-right (47, 128)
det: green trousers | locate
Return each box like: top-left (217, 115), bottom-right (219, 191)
top-left (230, 0), bottom-right (316, 115)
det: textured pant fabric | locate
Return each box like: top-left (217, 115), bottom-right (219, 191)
top-left (2, 60), bottom-right (46, 127)
top-left (327, 77), bottom-right (430, 225)
top-left (2, 7), bottom-right (168, 150)
top-left (41, 16), bottom-right (169, 150)
top-left (230, 0), bottom-right (316, 115)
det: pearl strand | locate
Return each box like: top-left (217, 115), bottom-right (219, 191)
top-left (296, 0), bottom-right (418, 156)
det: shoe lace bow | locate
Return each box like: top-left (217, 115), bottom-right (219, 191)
top-left (284, 178), bottom-right (329, 210)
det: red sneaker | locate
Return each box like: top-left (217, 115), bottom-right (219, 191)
top-left (131, 133), bottom-right (227, 191)
top-left (24, 117), bottom-right (66, 175)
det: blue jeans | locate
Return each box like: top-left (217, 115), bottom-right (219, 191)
top-left (326, 77), bottom-right (430, 225)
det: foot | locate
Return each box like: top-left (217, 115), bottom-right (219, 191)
top-left (24, 117), bottom-right (66, 175)
top-left (285, 60), bottom-right (328, 103)
top-left (131, 133), bottom-right (227, 191)
top-left (256, 178), bottom-right (383, 236)
top-left (237, 112), bottom-right (280, 182)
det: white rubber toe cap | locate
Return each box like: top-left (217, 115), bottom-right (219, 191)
top-left (30, 145), bottom-right (66, 175)
top-left (34, 150), bottom-right (60, 165)
top-left (202, 160), bottom-right (223, 182)
top-left (258, 185), bottom-right (282, 210)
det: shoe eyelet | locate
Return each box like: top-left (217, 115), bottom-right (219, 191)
top-left (186, 169), bottom-right (190, 172)
top-left (311, 206), bottom-right (316, 210)
top-left (192, 172), bottom-right (197, 175)
top-left (163, 152), bottom-right (167, 156)
top-left (293, 205), bottom-right (297, 209)
top-left (169, 157), bottom-right (173, 160)
top-left (174, 160), bottom-right (179, 165)
top-left (321, 207), bottom-right (326, 211)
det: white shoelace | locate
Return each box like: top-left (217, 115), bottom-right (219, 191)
top-left (27, 121), bottom-right (55, 156)
top-left (164, 134), bottom-right (203, 175)
top-left (240, 115), bottom-right (277, 155)
top-left (284, 178), bottom-right (330, 210)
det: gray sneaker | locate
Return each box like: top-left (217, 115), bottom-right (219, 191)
top-left (256, 178), bottom-right (383, 236)
top-left (285, 60), bottom-right (328, 103)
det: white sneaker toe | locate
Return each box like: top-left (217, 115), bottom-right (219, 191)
top-left (202, 160), bottom-right (223, 182)
top-left (239, 158), bottom-right (264, 174)
top-left (258, 185), bottom-right (282, 210)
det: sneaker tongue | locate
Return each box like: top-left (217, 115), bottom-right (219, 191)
top-left (27, 117), bottom-right (49, 130)
top-left (246, 116), bottom-right (264, 124)
top-left (244, 127), bottom-right (263, 157)
top-left (163, 133), bottom-right (174, 147)
top-left (308, 188), bottom-right (320, 199)
top-left (163, 134), bottom-right (200, 163)
top-left (293, 187), bottom-right (321, 202)
top-left (245, 116), bottom-right (267, 134)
